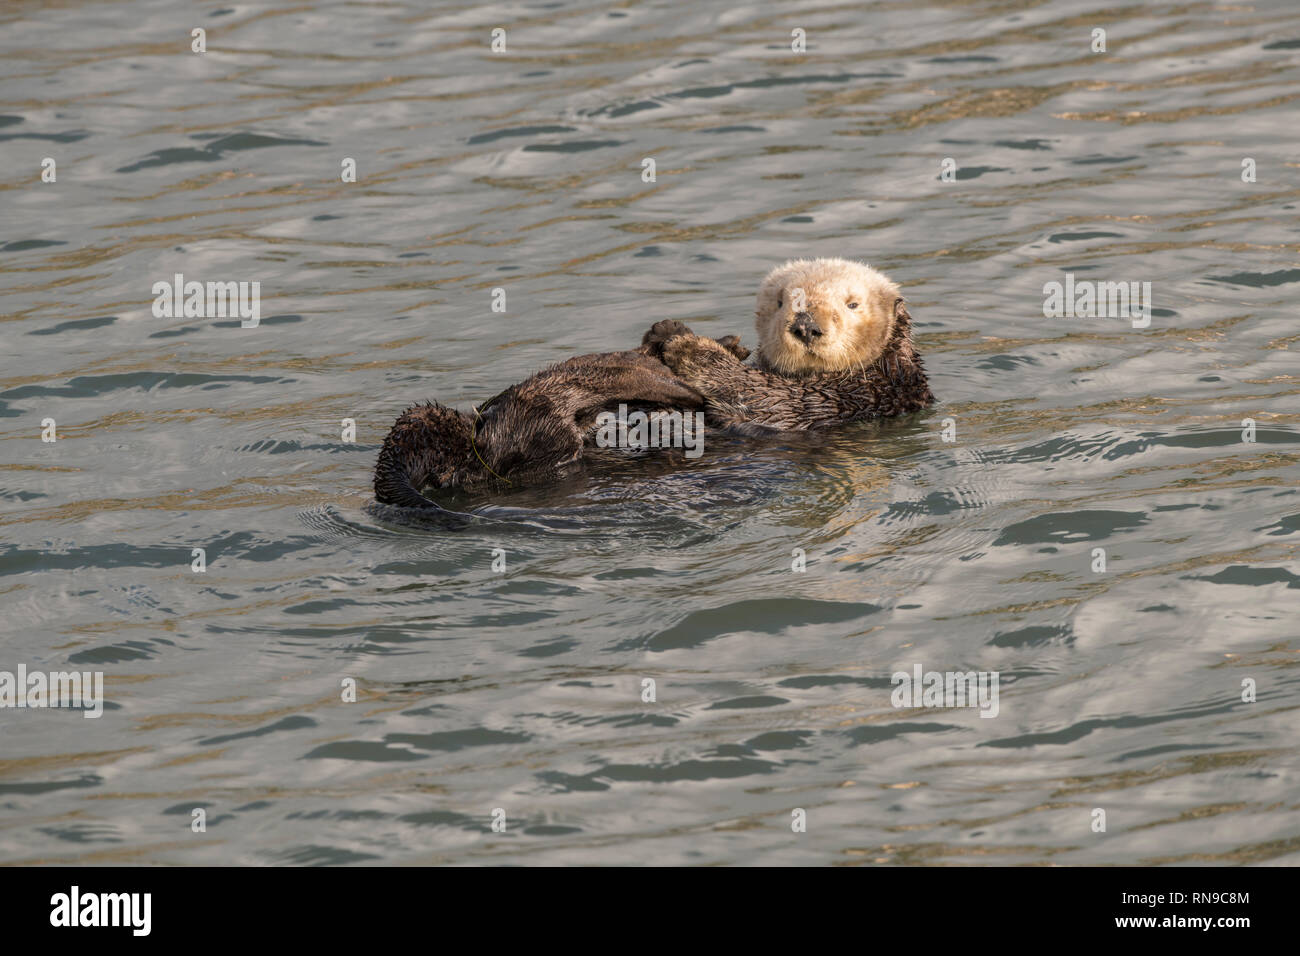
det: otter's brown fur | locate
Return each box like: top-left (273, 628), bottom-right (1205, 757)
top-left (374, 339), bottom-right (748, 509)
top-left (642, 258), bottom-right (934, 430)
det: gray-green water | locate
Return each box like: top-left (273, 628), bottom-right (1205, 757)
top-left (2, 0), bottom-right (1299, 865)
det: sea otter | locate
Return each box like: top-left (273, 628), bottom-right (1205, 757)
top-left (373, 258), bottom-right (932, 510)
top-left (373, 336), bottom-right (751, 509)
top-left (641, 257), bottom-right (934, 430)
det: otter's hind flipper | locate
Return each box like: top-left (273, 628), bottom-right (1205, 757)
top-left (556, 350), bottom-right (706, 418)
top-left (472, 350), bottom-right (706, 478)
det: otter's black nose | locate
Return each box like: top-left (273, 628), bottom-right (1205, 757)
top-left (791, 312), bottom-right (823, 343)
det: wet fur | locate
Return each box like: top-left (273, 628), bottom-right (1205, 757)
top-left (374, 343), bottom-right (743, 509)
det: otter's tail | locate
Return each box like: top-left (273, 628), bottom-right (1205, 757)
top-left (373, 452), bottom-right (440, 509)
top-left (373, 402), bottom-right (475, 510)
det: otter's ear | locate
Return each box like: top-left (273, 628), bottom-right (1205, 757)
top-left (893, 297), bottom-right (912, 326)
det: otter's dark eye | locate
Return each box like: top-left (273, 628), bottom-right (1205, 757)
top-left (847, 301), bottom-right (859, 310)
top-left (776, 292), bottom-right (783, 308)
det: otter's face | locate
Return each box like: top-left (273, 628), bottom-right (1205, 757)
top-left (755, 258), bottom-right (903, 374)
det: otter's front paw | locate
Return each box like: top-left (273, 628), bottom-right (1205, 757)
top-left (716, 335), bottom-right (751, 362)
top-left (641, 319), bottom-right (695, 357)
top-left (661, 334), bottom-right (738, 379)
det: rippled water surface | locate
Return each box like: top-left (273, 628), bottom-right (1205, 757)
top-left (3, 0), bottom-right (1299, 865)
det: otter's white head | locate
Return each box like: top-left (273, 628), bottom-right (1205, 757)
top-left (755, 258), bottom-right (907, 375)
